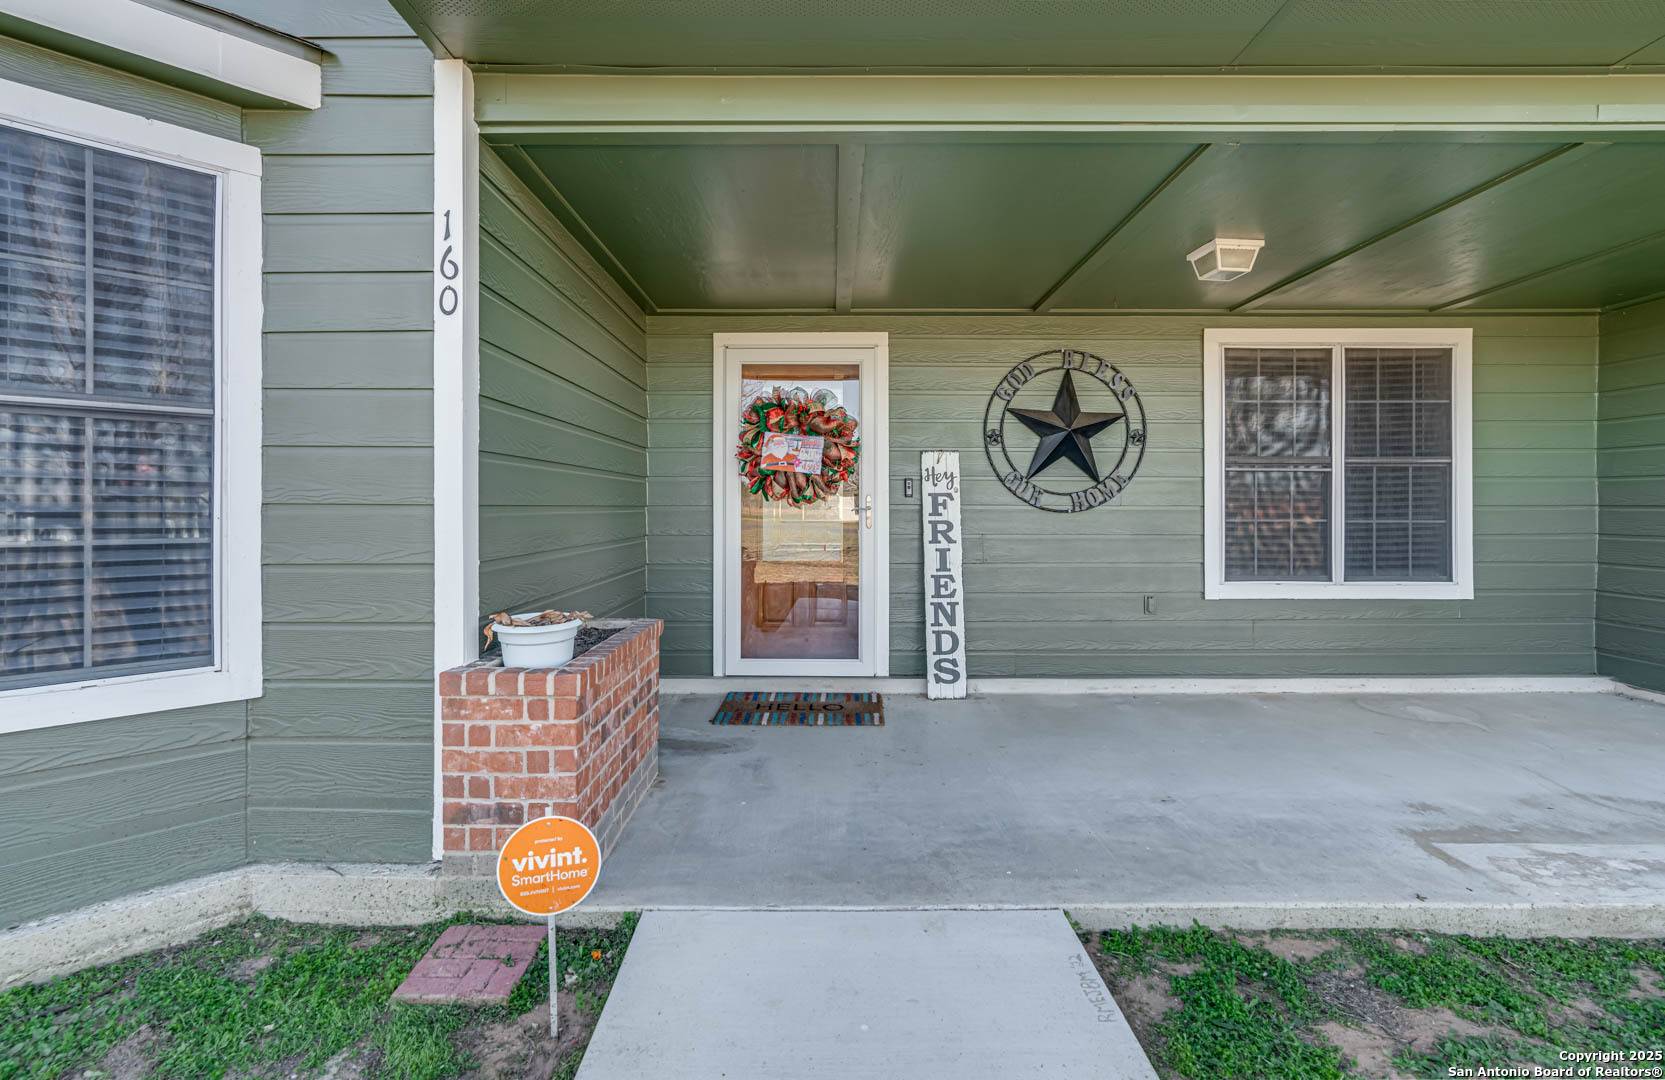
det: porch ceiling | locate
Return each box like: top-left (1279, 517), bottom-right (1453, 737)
top-left (394, 1), bottom-right (1665, 73)
top-left (487, 135), bottom-right (1665, 313)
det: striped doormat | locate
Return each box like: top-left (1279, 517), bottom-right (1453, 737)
top-left (711, 691), bottom-right (884, 726)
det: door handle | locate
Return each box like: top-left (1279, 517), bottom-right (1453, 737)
top-left (864, 494), bottom-right (873, 529)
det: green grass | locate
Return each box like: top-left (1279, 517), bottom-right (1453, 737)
top-left (0, 913), bottom-right (638, 1080)
top-left (1101, 925), bottom-right (1346, 1079)
top-left (1093, 925), bottom-right (1665, 1080)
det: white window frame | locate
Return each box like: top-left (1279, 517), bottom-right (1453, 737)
top-left (1202, 327), bottom-right (1473, 601)
top-left (0, 77), bottom-right (263, 734)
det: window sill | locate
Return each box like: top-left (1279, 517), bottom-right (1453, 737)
top-left (1205, 581), bottom-right (1473, 601)
top-left (0, 665), bottom-right (262, 735)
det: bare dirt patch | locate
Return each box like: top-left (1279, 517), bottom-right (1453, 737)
top-left (1394, 1006), bottom-right (1496, 1055)
top-left (455, 990), bottom-right (596, 1080)
top-left (1389, 935), bottom-right (1429, 956)
top-left (95, 1024), bottom-right (160, 1080)
top-left (1307, 964), bottom-right (1400, 1030)
top-left (1121, 975), bottom-right (1183, 1024)
top-left (1234, 932), bottom-right (1342, 963)
top-left (1627, 965), bottom-right (1663, 1000)
top-left (316, 1041), bottom-right (376, 1080)
top-left (1316, 1020), bottom-right (1402, 1079)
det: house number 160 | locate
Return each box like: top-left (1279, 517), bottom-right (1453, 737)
top-left (437, 209), bottom-right (460, 316)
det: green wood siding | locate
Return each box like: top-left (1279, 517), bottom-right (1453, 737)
top-left (0, 1), bottom-right (438, 929)
top-left (0, 38), bottom-right (251, 930)
top-left (1597, 297), bottom-right (1665, 691)
top-left (477, 148), bottom-right (649, 622)
top-left (244, 0), bottom-right (435, 864)
top-left (647, 314), bottom-right (1598, 679)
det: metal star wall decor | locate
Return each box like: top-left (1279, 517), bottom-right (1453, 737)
top-left (1007, 370), bottom-right (1125, 482)
top-left (982, 349), bottom-right (1149, 514)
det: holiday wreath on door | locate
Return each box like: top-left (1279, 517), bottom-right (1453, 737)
top-left (735, 387), bottom-right (861, 506)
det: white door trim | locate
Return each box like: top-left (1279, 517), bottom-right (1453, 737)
top-left (711, 332), bottom-right (890, 678)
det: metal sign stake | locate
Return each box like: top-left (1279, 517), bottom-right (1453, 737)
top-left (548, 914), bottom-right (558, 1040)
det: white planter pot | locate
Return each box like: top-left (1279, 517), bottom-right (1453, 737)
top-left (493, 613), bottom-right (583, 669)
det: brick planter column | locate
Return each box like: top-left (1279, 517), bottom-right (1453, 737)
top-left (437, 617), bottom-right (662, 877)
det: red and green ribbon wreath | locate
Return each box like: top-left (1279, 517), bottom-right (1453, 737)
top-left (735, 389), bottom-right (860, 506)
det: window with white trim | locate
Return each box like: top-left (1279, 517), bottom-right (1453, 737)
top-left (1202, 329), bottom-right (1473, 601)
top-left (0, 79), bottom-right (262, 732)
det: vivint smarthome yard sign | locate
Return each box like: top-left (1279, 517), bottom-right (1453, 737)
top-left (497, 816), bottom-right (600, 916)
top-left (498, 815), bottom-right (601, 1040)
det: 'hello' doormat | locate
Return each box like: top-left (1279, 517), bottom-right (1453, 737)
top-left (711, 691), bottom-right (884, 726)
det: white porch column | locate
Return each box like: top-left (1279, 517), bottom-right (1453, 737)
top-left (432, 59), bottom-right (481, 860)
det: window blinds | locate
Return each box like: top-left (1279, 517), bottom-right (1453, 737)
top-left (0, 124), bottom-right (217, 689)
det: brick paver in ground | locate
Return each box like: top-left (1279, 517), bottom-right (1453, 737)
top-left (392, 924), bottom-right (546, 1003)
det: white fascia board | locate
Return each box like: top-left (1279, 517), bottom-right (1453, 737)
top-left (0, 0), bottom-right (322, 109)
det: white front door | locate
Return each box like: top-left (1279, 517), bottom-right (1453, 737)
top-left (712, 333), bottom-right (889, 677)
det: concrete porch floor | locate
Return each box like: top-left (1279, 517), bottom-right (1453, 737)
top-left (586, 691), bottom-right (1665, 929)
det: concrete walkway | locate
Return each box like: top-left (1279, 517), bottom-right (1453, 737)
top-left (575, 909), bottom-right (1157, 1080)
top-left (588, 691), bottom-right (1665, 932)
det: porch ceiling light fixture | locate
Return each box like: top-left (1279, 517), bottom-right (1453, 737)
top-left (1186, 238), bottom-right (1265, 282)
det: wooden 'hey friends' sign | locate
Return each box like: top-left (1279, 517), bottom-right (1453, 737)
top-left (922, 452), bottom-right (967, 699)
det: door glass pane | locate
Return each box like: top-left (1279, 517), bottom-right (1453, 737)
top-left (738, 363), bottom-right (861, 661)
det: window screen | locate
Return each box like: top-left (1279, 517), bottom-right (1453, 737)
top-left (0, 124), bottom-right (217, 689)
top-left (1221, 347), bottom-right (1332, 581)
top-left (1343, 348), bottom-right (1452, 582)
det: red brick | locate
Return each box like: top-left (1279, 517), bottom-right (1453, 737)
top-left (494, 722), bottom-right (578, 748)
top-left (468, 776), bottom-right (490, 799)
top-left (552, 671), bottom-right (582, 697)
top-left (442, 775), bottom-right (464, 798)
top-left (465, 668), bottom-right (493, 695)
top-left (553, 748), bottom-right (579, 772)
top-left (444, 801), bottom-right (494, 825)
top-left (438, 670), bottom-right (464, 696)
top-left (468, 827), bottom-right (495, 851)
top-left (468, 724), bottom-right (491, 747)
top-left (492, 669), bottom-right (525, 694)
top-left (494, 802), bottom-right (525, 825)
top-left (494, 774), bottom-right (577, 800)
top-left (527, 698), bottom-right (549, 722)
top-left (443, 749), bottom-right (523, 773)
top-left (525, 750), bottom-right (550, 773)
top-left (552, 696), bottom-right (580, 720)
top-left (442, 826), bottom-right (467, 851)
top-left (446, 697), bottom-right (524, 722)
